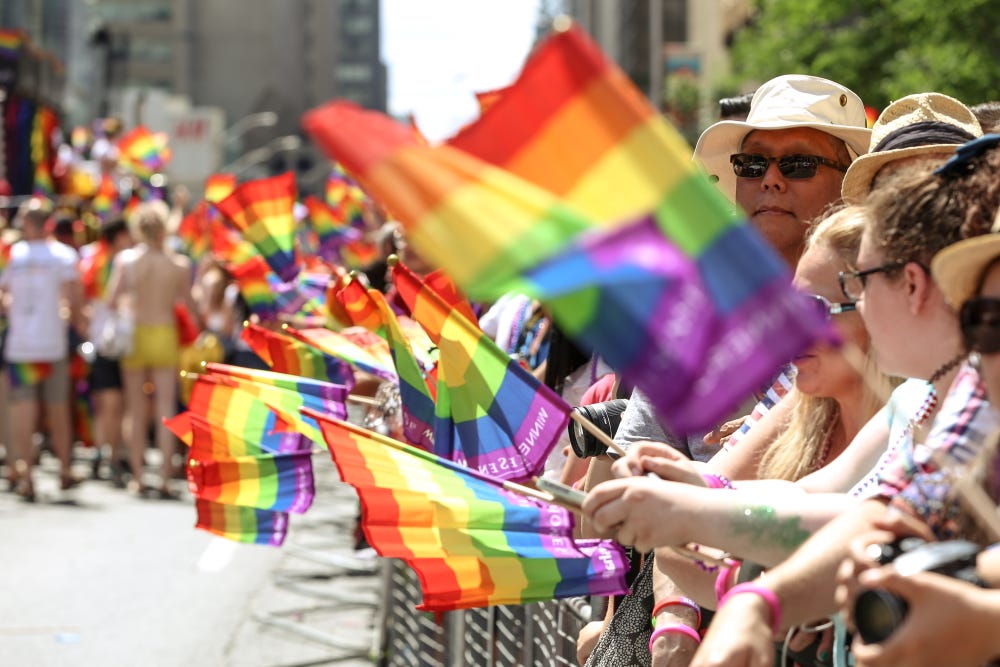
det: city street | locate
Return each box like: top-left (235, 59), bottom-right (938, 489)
top-left (0, 447), bottom-right (382, 667)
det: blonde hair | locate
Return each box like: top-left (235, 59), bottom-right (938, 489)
top-left (128, 200), bottom-right (170, 244)
top-left (758, 207), bottom-right (899, 481)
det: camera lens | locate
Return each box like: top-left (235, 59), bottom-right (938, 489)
top-left (567, 399), bottom-right (629, 458)
top-left (853, 588), bottom-right (909, 644)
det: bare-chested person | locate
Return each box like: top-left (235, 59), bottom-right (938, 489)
top-left (107, 201), bottom-right (198, 497)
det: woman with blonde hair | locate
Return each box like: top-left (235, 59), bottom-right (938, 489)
top-left (107, 200), bottom-right (199, 497)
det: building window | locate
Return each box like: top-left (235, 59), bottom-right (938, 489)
top-left (343, 15), bottom-right (374, 35)
top-left (663, 0), bottom-right (687, 42)
top-left (336, 63), bottom-right (372, 84)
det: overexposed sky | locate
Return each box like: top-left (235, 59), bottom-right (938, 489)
top-left (381, 0), bottom-right (542, 142)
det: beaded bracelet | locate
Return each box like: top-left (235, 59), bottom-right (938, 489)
top-left (651, 596), bottom-right (701, 628)
top-left (713, 559), bottom-right (739, 603)
top-left (702, 473), bottom-right (735, 489)
top-left (648, 623), bottom-right (701, 653)
top-left (718, 582), bottom-right (783, 636)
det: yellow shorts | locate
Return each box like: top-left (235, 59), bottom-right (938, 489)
top-left (121, 324), bottom-right (180, 370)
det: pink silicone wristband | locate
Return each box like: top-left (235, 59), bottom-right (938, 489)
top-left (719, 582), bottom-right (782, 635)
top-left (648, 623), bottom-right (701, 653)
top-left (713, 559), bottom-right (738, 603)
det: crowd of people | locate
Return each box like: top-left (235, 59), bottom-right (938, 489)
top-left (5, 67), bottom-right (1000, 667)
top-left (568, 77), bottom-right (1000, 667)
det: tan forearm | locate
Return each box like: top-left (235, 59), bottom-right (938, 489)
top-left (763, 497), bottom-right (889, 630)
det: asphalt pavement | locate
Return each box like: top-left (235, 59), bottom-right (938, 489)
top-left (0, 445), bottom-right (382, 667)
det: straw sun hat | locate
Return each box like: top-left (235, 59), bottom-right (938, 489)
top-left (842, 93), bottom-right (982, 205)
top-left (933, 207), bottom-right (1000, 310)
top-left (694, 74), bottom-right (871, 200)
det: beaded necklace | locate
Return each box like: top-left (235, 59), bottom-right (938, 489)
top-left (912, 351), bottom-right (967, 425)
top-left (854, 352), bottom-right (967, 496)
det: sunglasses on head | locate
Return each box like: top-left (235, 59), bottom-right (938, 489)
top-left (960, 297), bottom-right (1000, 354)
top-left (730, 153), bottom-right (849, 180)
top-left (809, 294), bottom-right (857, 322)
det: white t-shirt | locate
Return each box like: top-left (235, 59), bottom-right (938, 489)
top-left (1, 239), bottom-right (80, 362)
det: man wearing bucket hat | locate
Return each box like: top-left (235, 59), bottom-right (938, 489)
top-left (842, 93), bottom-right (982, 205)
top-left (694, 74), bottom-right (870, 268)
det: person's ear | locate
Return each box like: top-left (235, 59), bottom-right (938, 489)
top-left (904, 262), bottom-right (932, 314)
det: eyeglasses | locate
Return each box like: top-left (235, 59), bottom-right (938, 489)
top-left (730, 153), bottom-right (849, 180)
top-left (838, 262), bottom-right (907, 301)
top-left (960, 297), bottom-right (1000, 354)
top-left (809, 294), bottom-right (857, 322)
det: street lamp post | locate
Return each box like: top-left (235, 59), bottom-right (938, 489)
top-left (219, 135), bottom-right (302, 176)
top-left (222, 111), bottom-right (280, 165)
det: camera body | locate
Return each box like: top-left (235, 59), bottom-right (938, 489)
top-left (567, 399), bottom-right (629, 458)
top-left (853, 538), bottom-right (984, 645)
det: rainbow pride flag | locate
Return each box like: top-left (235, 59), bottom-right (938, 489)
top-left (331, 272), bottom-right (437, 372)
top-left (32, 156), bottom-right (55, 198)
top-left (195, 498), bottom-right (288, 546)
top-left (240, 323), bottom-right (354, 387)
top-left (204, 173), bottom-right (237, 204)
top-left (0, 29), bottom-right (23, 60)
top-left (283, 326), bottom-right (397, 381)
top-left (305, 23), bottom-right (831, 435)
top-left (305, 101), bottom-right (588, 295)
top-left (165, 410), bottom-right (312, 455)
top-left (474, 85), bottom-right (510, 114)
top-left (210, 218), bottom-right (259, 266)
top-left (226, 256), bottom-right (279, 322)
top-left (325, 164), bottom-right (368, 216)
top-left (446, 25), bottom-right (682, 228)
top-left (177, 202), bottom-right (211, 261)
top-left (272, 272), bottom-right (328, 322)
top-left (80, 240), bottom-right (113, 299)
top-left (303, 195), bottom-right (361, 263)
top-left (187, 413), bottom-right (314, 513)
top-left (30, 107), bottom-right (58, 197)
top-left (421, 267), bottom-right (479, 325)
top-left (370, 289), bottom-right (436, 450)
top-left (187, 451), bottom-right (315, 513)
top-left (305, 409), bottom-right (629, 610)
top-left (117, 126), bottom-right (172, 180)
top-left (204, 362), bottom-right (351, 408)
top-left (92, 173), bottom-right (120, 219)
top-left (328, 273), bottom-right (384, 331)
top-left (184, 371), bottom-right (330, 445)
top-left (214, 173), bottom-right (300, 283)
top-left (7, 362), bottom-right (52, 389)
top-left (391, 262), bottom-right (569, 482)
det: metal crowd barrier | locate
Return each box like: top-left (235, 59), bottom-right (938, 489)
top-left (376, 559), bottom-right (597, 667)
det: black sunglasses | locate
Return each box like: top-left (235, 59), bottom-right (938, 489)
top-left (810, 294), bottom-right (857, 322)
top-left (730, 153), bottom-right (849, 180)
top-left (960, 297), bottom-right (1000, 354)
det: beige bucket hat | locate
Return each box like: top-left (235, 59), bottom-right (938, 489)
top-left (842, 93), bottom-right (981, 205)
top-left (694, 74), bottom-right (871, 200)
top-left (933, 206), bottom-right (1000, 309)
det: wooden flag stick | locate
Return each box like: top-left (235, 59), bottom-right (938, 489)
top-left (570, 410), bottom-right (628, 458)
top-left (501, 479), bottom-right (583, 515)
top-left (346, 394), bottom-right (380, 407)
top-left (671, 544), bottom-right (729, 569)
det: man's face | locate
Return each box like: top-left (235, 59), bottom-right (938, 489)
top-left (734, 127), bottom-right (848, 267)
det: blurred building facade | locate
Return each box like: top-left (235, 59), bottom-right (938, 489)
top-left (557, 0), bottom-right (753, 140)
top-left (3, 0), bottom-right (386, 190)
